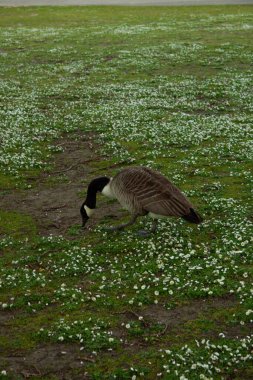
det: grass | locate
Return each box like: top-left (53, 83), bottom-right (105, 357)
top-left (0, 210), bottom-right (37, 238)
top-left (0, 4), bottom-right (253, 379)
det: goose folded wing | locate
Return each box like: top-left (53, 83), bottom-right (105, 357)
top-left (138, 189), bottom-right (191, 217)
top-left (115, 167), bottom-right (193, 217)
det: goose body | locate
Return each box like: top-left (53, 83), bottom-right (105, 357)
top-left (81, 166), bottom-right (203, 235)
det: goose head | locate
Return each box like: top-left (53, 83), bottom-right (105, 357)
top-left (80, 176), bottom-right (110, 227)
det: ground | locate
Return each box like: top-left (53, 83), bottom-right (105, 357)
top-left (0, 5), bottom-right (252, 380)
top-left (1, 0), bottom-right (253, 7)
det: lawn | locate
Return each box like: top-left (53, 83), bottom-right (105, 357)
top-left (0, 5), bottom-right (252, 380)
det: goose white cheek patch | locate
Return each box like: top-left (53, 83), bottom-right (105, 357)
top-left (84, 205), bottom-right (95, 217)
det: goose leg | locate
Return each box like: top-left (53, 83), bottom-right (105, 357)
top-left (104, 214), bottom-right (139, 232)
top-left (150, 219), bottom-right (158, 233)
top-left (138, 219), bottom-right (158, 237)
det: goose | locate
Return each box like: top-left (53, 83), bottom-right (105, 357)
top-left (80, 166), bottom-right (203, 236)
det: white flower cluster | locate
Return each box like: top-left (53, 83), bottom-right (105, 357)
top-left (160, 336), bottom-right (253, 379)
top-left (39, 317), bottom-right (118, 351)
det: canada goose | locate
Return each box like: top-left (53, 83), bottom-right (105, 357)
top-left (80, 166), bottom-right (203, 236)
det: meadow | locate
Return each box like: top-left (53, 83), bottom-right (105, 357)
top-left (0, 5), bottom-right (252, 379)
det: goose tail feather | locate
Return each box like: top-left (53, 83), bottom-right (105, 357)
top-left (182, 208), bottom-right (203, 224)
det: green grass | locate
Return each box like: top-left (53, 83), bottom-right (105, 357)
top-left (0, 5), bottom-right (253, 379)
top-left (0, 210), bottom-right (37, 238)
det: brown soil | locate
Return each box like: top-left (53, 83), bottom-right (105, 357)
top-left (2, 344), bottom-right (91, 380)
top-left (114, 295), bottom-right (244, 342)
top-left (141, 295), bottom-right (237, 326)
top-left (0, 131), bottom-right (125, 237)
top-left (0, 310), bottom-right (16, 324)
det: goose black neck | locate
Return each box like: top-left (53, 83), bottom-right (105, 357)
top-left (85, 176), bottom-right (110, 209)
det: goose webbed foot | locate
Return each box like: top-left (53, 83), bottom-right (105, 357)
top-left (137, 229), bottom-right (151, 237)
top-left (103, 225), bottom-right (125, 232)
top-left (137, 220), bottom-right (158, 237)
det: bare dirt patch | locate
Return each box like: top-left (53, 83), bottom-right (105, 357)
top-left (111, 295), bottom-right (242, 345)
top-left (0, 132), bottom-right (125, 237)
top-left (141, 295), bottom-right (237, 326)
top-left (0, 310), bottom-right (16, 325)
top-left (3, 343), bottom-right (92, 380)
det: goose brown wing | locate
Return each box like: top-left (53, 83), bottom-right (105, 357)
top-left (141, 191), bottom-right (191, 217)
top-left (142, 167), bottom-right (193, 216)
top-left (112, 167), bottom-right (193, 217)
